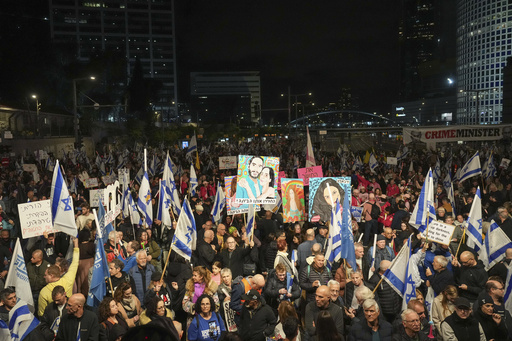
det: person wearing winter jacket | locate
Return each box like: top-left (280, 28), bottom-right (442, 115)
top-left (452, 251), bottom-right (488, 302)
top-left (264, 263), bottom-right (301, 313)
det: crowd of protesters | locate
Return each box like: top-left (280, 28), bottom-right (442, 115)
top-left (0, 137), bottom-right (511, 341)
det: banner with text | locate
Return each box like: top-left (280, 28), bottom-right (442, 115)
top-left (423, 220), bottom-right (456, 246)
top-left (297, 166), bottom-right (323, 186)
top-left (219, 156), bottom-right (237, 170)
top-left (403, 125), bottom-right (512, 144)
top-left (235, 155), bottom-right (280, 204)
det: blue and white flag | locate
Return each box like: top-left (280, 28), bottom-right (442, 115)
top-left (137, 170), bottom-right (153, 227)
top-left (50, 160), bottom-right (78, 237)
top-left (466, 187), bottom-right (483, 252)
top-left (127, 192), bottom-right (142, 226)
top-left (148, 155), bottom-right (157, 177)
top-left (187, 133), bottom-right (198, 160)
top-left (8, 300), bottom-right (39, 341)
top-left (479, 220), bottom-right (512, 271)
top-left (189, 164), bottom-right (198, 197)
top-left (352, 156), bottom-right (363, 171)
top-left (325, 200), bottom-right (342, 269)
top-left (504, 260), bottom-right (512, 313)
top-left (86, 229), bottom-right (110, 308)
top-left (121, 185), bottom-right (131, 218)
top-left (95, 200), bottom-right (114, 243)
top-left (5, 239), bottom-right (34, 311)
top-left (340, 191), bottom-right (357, 270)
top-left (397, 146), bottom-right (409, 161)
top-left (444, 154), bottom-right (453, 174)
top-left (458, 151), bottom-right (482, 183)
top-left (433, 159), bottom-right (441, 185)
top-left (443, 173), bottom-right (456, 217)
top-left (369, 153), bottom-right (378, 174)
top-left (171, 198), bottom-right (197, 261)
top-left (291, 249), bottom-right (298, 277)
top-left (157, 179), bottom-right (172, 227)
top-left (483, 152), bottom-right (497, 180)
top-left (134, 166), bottom-right (144, 185)
top-left (211, 183), bottom-right (226, 224)
top-left (382, 236), bottom-right (415, 310)
top-left (246, 204), bottom-right (255, 241)
top-left (409, 168), bottom-right (436, 234)
top-left (163, 152), bottom-right (181, 216)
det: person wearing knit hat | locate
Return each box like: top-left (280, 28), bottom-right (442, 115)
top-left (473, 293), bottom-right (508, 341)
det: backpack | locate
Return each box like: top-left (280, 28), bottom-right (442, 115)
top-left (370, 203), bottom-right (380, 220)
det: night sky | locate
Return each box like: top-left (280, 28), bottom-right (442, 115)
top-left (175, 1), bottom-right (402, 118)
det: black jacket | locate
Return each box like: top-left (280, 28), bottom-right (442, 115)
top-left (39, 302), bottom-right (64, 340)
top-left (304, 301), bottom-right (344, 338)
top-left (55, 309), bottom-right (100, 341)
top-left (263, 271), bottom-right (301, 311)
top-left (368, 273), bottom-right (402, 319)
top-left (427, 268), bottom-right (456, 295)
top-left (218, 245), bottom-right (252, 279)
top-left (392, 324), bottom-right (429, 341)
top-left (299, 264), bottom-right (333, 303)
top-left (195, 238), bottom-right (216, 270)
top-left (239, 303), bottom-right (277, 341)
top-left (441, 311), bottom-right (482, 341)
top-left (453, 260), bottom-right (488, 301)
top-left (348, 316), bottom-right (393, 341)
top-left (474, 301), bottom-right (508, 341)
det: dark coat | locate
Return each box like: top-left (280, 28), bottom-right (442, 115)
top-left (239, 303), bottom-right (277, 341)
top-left (218, 245), bottom-right (252, 279)
top-left (453, 260), bottom-right (488, 301)
top-left (427, 267), bottom-right (456, 295)
top-left (348, 316), bottom-right (393, 341)
top-left (55, 309), bottom-right (100, 341)
top-left (263, 271), bottom-right (301, 311)
top-left (299, 264), bottom-right (333, 303)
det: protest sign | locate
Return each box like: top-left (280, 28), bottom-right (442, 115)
top-left (500, 158), bottom-right (511, 169)
top-left (90, 189), bottom-right (104, 207)
top-left (351, 206), bottom-right (363, 222)
top-left (84, 178), bottom-right (99, 188)
top-left (387, 157), bottom-right (398, 165)
top-left (235, 155), bottom-right (280, 204)
top-left (309, 177), bottom-right (351, 223)
top-left (423, 220), bottom-right (456, 246)
top-left (297, 166), bottom-right (323, 186)
top-left (19, 200), bottom-right (55, 238)
top-left (102, 175), bottom-right (116, 186)
top-left (219, 156), bottom-right (237, 170)
top-left (281, 178), bottom-right (305, 223)
top-left (276, 171), bottom-right (285, 191)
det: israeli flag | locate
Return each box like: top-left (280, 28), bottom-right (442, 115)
top-left (163, 152), bottom-right (181, 216)
top-left (483, 153), bottom-right (497, 180)
top-left (246, 204), bottom-right (255, 241)
top-left (157, 179), bottom-right (172, 227)
top-left (5, 239), bottom-right (34, 311)
top-left (325, 199), bottom-right (342, 269)
top-left (369, 153), bottom-right (378, 174)
top-left (479, 220), bottom-right (512, 271)
top-left (187, 133), bottom-right (198, 160)
top-left (409, 168), bottom-right (436, 234)
top-left (190, 164), bottom-right (198, 197)
top-left (171, 198), bottom-right (197, 261)
top-left (504, 260), bottom-right (512, 313)
top-left (211, 183), bottom-right (226, 224)
top-left (340, 192), bottom-right (357, 270)
top-left (137, 170), bottom-right (153, 227)
top-left (50, 160), bottom-right (78, 237)
top-left (8, 300), bottom-right (39, 341)
top-left (382, 236), bottom-right (415, 310)
top-left (443, 173), bottom-right (456, 217)
top-left (148, 155), bottom-right (157, 177)
top-left (433, 159), bottom-right (441, 185)
top-left (134, 166), bottom-right (144, 185)
top-left (95, 200), bottom-right (114, 243)
top-left (466, 188), bottom-right (483, 252)
top-left (458, 151), bottom-right (482, 183)
top-left (127, 192), bottom-right (142, 226)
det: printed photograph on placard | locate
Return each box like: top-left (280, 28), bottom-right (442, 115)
top-left (309, 177), bottom-right (351, 223)
top-left (281, 178), bottom-right (305, 222)
top-left (235, 155), bottom-right (280, 204)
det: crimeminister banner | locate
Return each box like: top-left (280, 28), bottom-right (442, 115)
top-left (403, 125), bottom-right (512, 144)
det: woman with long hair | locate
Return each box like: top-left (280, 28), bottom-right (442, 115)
top-left (273, 239), bottom-right (297, 277)
top-left (113, 282), bottom-right (142, 328)
top-left (284, 185), bottom-right (304, 222)
top-left (98, 297), bottom-right (129, 341)
top-left (431, 285), bottom-right (458, 335)
top-left (273, 301), bottom-right (301, 341)
top-left (316, 310), bottom-right (343, 341)
top-left (187, 294), bottom-right (226, 341)
top-left (311, 178), bottom-right (345, 223)
top-left (240, 166), bottom-right (276, 200)
top-left (183, 266), bottom-right (219, 326)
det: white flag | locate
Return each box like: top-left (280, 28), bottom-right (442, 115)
top-left (5, 239), bottom-right (34, 311)
top-left (504, 260), bottom-right (512, 313)
top-left (211, 183), bottom-right (226, 224)
top-left (50, 160), bottom-right (78, 237)
top-left (306, 127), bottom-right (316, 167)
top-left (458, 151), bottom-right (482, 183)
top-left (479, 220), bottom-right (512, 271)
top-left (171, 198), bottom-right (197, 261)
top-left (137, 170), bottom-right (153, 227)
top-left (190, 164), bottom-right (198, 196)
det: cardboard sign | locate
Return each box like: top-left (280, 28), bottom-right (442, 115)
top-left (297, 166), bottom-right (323, 186)
top-left (19, 200), bottom-right (55, 238)
top-left (500, 158), bottom-right (511, 169)
top-left (102, 175), bottom-right (116, 186)
top-left (387, 157), bottom-right (398, 165)
top-left (235, 155), bottom-right (280, 205)
top-left (351, 206), bottom-right (363, 222)
top-left (84, 178), bottom-right (99, 188)
top-left (90, 189), bottom-right (104, 207)
top-left (281, 178), bottom-right (305, 222)
top-left (219, 156), bottom-right (237, 170)
top-left (424, 220), bottom-right (456, 246)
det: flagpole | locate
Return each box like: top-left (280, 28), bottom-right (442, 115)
top-left (161, 241), bottom-right (173, 282)
top-left (455, 228), bottom-right (466, 258)
top-left (92, 208), bottom-right (114, 295)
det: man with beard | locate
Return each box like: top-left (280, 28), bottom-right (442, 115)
top-left (239, 289), bottom-right (276, 341)
top-left (237, 156), bottom-right (264, 201)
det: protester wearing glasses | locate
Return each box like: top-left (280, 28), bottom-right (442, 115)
top-left (451, 251), bottom-right (488, 303)
top-left (394, 309), bottom-right (428, 341)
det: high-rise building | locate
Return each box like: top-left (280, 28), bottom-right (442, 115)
top-left (190, 72), bottom-right (261, 124)
top-left (49, 0), bottom-right (178, 119)
top-left (456, 0), bottom-right (511, 124)
top-left (399, 0), bottom-right (456, 100)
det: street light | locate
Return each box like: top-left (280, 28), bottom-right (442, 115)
top-left (73, 76), bottom-right (95, 147)
top-left (31, 95), bottom-right (41, 136)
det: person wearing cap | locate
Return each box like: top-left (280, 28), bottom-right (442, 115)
top-left (229, 273), bottom-right (265, 325)
top-left (304, 285), bottom-right (344, 339)
top-left (441, 297), bottom-right (486, 341)
top-left (366, 234), bottom-right (394, 274)
top-left (452, 251), bottom-right (487, 302)
top-left (143, 271), bottom-right (172, 310)
top-left (473, 293), bottom-right (508, 341)
top-left (239, 289), bottom-right (277, 341)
